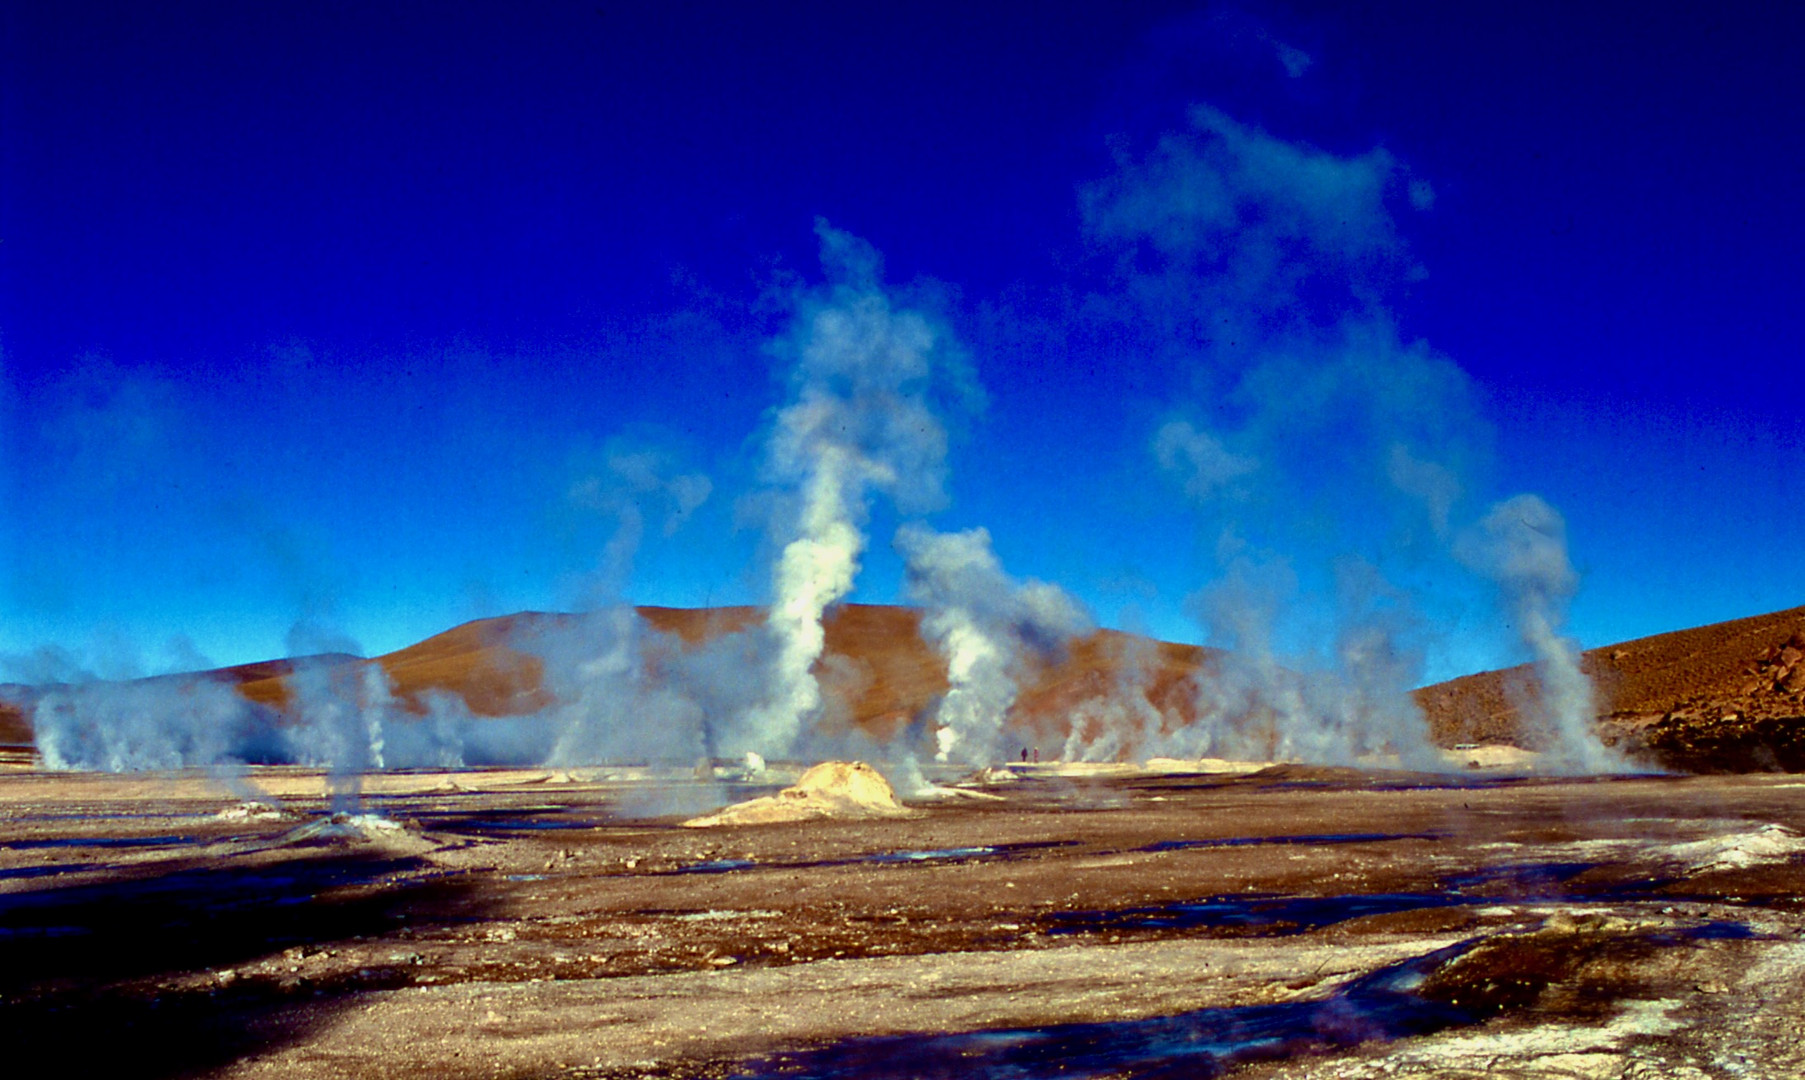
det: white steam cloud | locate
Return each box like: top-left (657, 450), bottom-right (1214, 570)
top-left (26, 668), bottom-right (258, 773)
top-left (281, 658), bottom-right (393, 812)
top-left (1076, 103), bottom-right (1604, 771)
top-left (10, 98), bottom-right (1630, 782)
top-left (566, 445), bottom-right (712, 597)
top-left (730, 220), bottom-right (971, 760)
top-left (896, 523), bottom-right (1089, 765)
top-left (1153, 420), bottom-right (1258, 501)
top-left (1458, 495), bottom-right (1623, 772)
top-left (1060, 632), bottom-right (1169, 763)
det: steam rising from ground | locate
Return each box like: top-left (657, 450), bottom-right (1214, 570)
top-left (10, 642), bottom-right (407, 809)
top-left (8, 102), bottom-right (1624, 777)
top-left (25, 666), bottom-right (256, 774)
top-left (1076, 104), bottom-right (1616, 772)
top-left (1459, 495), bottom-right (1622, 772)
top-left (897, 524), bottom-right (1089, 765)
top-left (730, 221), bottom-right (972, 761)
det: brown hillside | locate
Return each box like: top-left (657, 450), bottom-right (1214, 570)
top-left (9, 602), bottom-right (1804, 772)
top-left (0, 694), bottom-right (29, 749)
top-left (353, 605), bottom-right (935, 732)
top-left (0, 655), bottom-right (359, 752)
top-left (0, 605), bottom-right (1214, 757)
top-left (1415, 604), bottom-right (1805, 771)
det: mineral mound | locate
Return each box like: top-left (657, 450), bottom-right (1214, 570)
top-left (682, 760), bottom-right (912, 827)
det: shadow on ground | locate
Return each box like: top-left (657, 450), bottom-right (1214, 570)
top-left (0, 848), bottom-right (486, 1078)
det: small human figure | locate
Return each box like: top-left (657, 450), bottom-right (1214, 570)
top-left (1032, 747), bottom-right (1040, 763)
top-left (1020, 747), bottom-right (1028, 762)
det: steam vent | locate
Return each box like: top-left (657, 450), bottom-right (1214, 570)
top-left (8, 5), bottom-right (1803, 1075)
top-left (6, 603), bottom-right (1805, 1076)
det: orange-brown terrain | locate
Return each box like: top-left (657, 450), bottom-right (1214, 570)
top-left (348, 604), bottom-right (1216, 749)
top-left (9, 602), bottom-right (1805, 772)
top-left (1417, 603), bottom-right (1805, 771)
top-left (7, 605), bottom-right (1805, 1078)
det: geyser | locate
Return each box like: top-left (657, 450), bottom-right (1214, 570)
top-left (730, 220), bottom-right (973, 762)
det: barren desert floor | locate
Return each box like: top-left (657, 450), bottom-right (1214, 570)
top-left (5, 761), bottom-right (1805, 1078)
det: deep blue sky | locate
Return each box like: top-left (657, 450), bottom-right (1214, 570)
top-left (3, 1), bottom-right (1801, 681)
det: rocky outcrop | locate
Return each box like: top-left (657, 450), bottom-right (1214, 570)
top-left (1415, 606), bottom-right (1805, 773)
top-left (1625, 626), bottom-right (1805, 772)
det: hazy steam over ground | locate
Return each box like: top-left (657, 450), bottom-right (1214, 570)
top-left (898, 523), bottom-right (1089, 766)
top-left (7, 103), bottom-right (1622, 778)
top-left (727, 221), bottom-right (972, 762)
top-left (1063, 104), bottom-right (1619, 772)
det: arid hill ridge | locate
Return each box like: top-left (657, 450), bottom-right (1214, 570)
top-left (1420, 603), bottom-right (1805, 771)
top-left (4, 602), bottom-right (1804, 771)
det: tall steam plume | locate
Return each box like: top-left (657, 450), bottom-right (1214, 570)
top-left (896, 524), bottom-right (1089, 765)
top-left (730, 221), bottom-right (972, 759)
top-left (1459, 495), bottom-right (1623, 772)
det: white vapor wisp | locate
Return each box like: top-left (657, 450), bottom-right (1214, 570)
top-left (728, 221), bottom-right (972, 760)
top-left (1458, 495), bottom-right (1624, 773)
top-left (896, 523), bottom-right (1089, 765)
top-left (1059, 631), bottom-right (1170, 764)
top-left (504, 439), bottom-right (722, 769)
top-left (6, 640), bottom-right (273, 784)
top-left (280, 655), bottom-right (394, 812)
top-left (26, 670), bottom-right (257, 773)
top-left (1078, 104), bottom-right (1536, 770)
top-left (1170, 558), bottom-right (1438, 769)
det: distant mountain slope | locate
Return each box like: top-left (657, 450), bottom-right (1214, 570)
top-left (0, 653), bottom-right (360, 752)
top-left (1413, 604), bottom-right (1805, 771)
top-left (353, 604), bottom-right (1211, 746)
top-left (6, 602), bottom-right (1804, 772)
top-left (0, 604), bottom-right (1213, 760)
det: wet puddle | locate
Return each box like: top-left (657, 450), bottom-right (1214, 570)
top-left (665, 841), bottom-right (1077, 876)
top-left (1134, 832), bottom-right (1441, 854)
top-left (0, 855), bottom-right (435, 923)
top-left (408, 808), bottom-right (610, 833)
top-left (447, 817), bottom-right (607, 832)
top-left (1442, 861), bottom-right (1602, 895)
top-left (733, 920), bottom-right (1755, 1079)
top-left (0, 835), bottom-right (196, 851)
top-left (733, 940), bottom-right (1484, 1079)
top-left (8, 811), bottom-right (194, 822)
top-left (670, 858), bottom-right (759, 875)
top-left (411, 785), bottom-right (784, 835)
top-left (1049, 891), bottom-right (1464, 936)
top-left (1048, 863), bottom-right (1628, 937)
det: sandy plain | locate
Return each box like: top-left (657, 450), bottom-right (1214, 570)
top-left (5, 759), bottom-right (1805, 1079)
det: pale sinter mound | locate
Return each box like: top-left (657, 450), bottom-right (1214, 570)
top-left (682, 760), bottom-right (913, 827)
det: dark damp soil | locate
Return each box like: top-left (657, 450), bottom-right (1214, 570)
top-left (1, 834), bottom-right (197, 849)
top-left (2, 765), bottom-right (1805, 1078)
